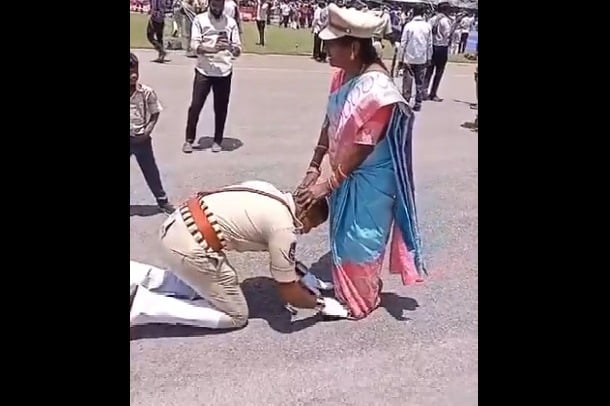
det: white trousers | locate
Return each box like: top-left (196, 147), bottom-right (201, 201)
top-left (130, 260), bottom-right (229, 329)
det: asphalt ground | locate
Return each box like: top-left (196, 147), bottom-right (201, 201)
top-left (130, 51), bottom-right (478, 406)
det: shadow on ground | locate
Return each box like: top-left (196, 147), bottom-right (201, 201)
top-left (196, 136), bottom-right (244, 152)
top-left (130, 204), bottom-right (162, 217)
top-left (460, 121), bottom-right (478, 132)
top-left (452, 99), bottom-right (477, 108)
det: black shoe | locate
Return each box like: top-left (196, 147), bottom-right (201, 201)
top-left (429, 95), bottom-right (443, 102)
top-left (153, 50), bottom-right (167, 63)
top-left (413, 104), bottom-right (421, 112)
top-left (158, 201), bottom-right (175, 214)
top-left (130, 284), bottom-right (139, 313)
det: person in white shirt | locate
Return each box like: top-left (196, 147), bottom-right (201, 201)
top-left (458, 12), bottom-right (475, 54)
top-left (223, 0), bottom-right (242, 33)
top-left (280, 1), bottom-right (291, 27)
top-left (424, 1), bottom-right (452, 102)
top-left (255, 0), bottom-right (269, 46)
top-left (398, 4), bottom-right (432, 111)
top-left (311, 1), bottom-right (328, 62)
top-left (183, 0), bottom-right (242, 154)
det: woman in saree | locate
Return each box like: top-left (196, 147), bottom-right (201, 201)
top-left (296, 4), bottom-right (427, 320)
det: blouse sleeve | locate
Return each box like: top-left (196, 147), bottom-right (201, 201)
top-left (354, 104), bottom-right (393, 146)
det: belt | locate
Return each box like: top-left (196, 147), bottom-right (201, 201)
top-left (179, 195), bottom-right (227, 252)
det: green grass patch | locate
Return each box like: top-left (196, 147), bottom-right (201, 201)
top-left (130, 12), bottom-right (474, 63)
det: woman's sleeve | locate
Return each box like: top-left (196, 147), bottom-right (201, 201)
top-left (354, 104), bottom-right (393, 146)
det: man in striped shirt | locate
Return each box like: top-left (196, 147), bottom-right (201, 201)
top-left (147, 0), bottom-right (168, 62)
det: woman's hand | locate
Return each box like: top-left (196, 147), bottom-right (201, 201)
top-left (296, 181), bottom-right (331, 212)
top-left (296, 167), bottom-right (320, 191)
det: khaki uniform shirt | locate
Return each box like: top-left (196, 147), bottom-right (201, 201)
top-left (371, 9), bottom-right (393, 38)
top-left (203, 181), bottom-right (299, 283)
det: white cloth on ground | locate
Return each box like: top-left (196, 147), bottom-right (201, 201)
top-left (130, 260), bottom-right (200, 300)
top-left (130, 260), bottom-right (226, 329)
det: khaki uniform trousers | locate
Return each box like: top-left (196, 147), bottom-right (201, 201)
top-left (373, 39), bottom-right (384, 60)
top-left (159, 212), bottom-right (249, 328)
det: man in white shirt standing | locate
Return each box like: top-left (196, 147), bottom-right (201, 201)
top-left (255, 0), bottom-right (269, 46)
top-left (280, 1), bottom-right (291, 27)
top-left (398, 4), bottom-right (432, 111)
top-left (311, 1), bottom-right (328, 62)
top-left (458, 12), bottom-right (475, 54)
top-left (424, 1), bottom-right (452, 102)
top-left (183, 0), bottom-right (242, 154)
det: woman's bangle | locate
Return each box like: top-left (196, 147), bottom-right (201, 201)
top-left (315, 144), bottom-right (328, 152)
top-left (306, 166), bottom-right (321, 175)
top-left (309, 161), bottom-right (321, 170)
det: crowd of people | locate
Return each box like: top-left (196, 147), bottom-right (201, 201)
top-left (130, 0), bottom-right (476, 331)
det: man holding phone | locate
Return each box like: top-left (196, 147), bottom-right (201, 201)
top-left (183, 0), bottom-right (242, 154)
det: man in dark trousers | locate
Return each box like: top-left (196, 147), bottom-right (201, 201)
top-left (130, 53), bottom-right (174, 214)
top-left (312, 1), bottom-right (328, 62)
top-left (424, 1), bottom-right (451, 102)
top-left (398, 4), bottom-right (432, 111)
top-left (183, 0), bottom-right (242, 154)
top-left (147, 0), bottom-right (168, 63)
top-left (255, 0), bottom-right (269, 46)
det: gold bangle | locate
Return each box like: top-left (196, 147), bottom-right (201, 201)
top-left (309, 161), bottom-right (321, 169)
top-left (306, 166), bottom-right (321, 175)
top-left (315, 144), bottom-right (328, 151)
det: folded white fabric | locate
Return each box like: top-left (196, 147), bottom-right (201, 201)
top-left (320, 297), bottom-right (349, 318)
top-left (130, 260), bottom-right (200, 300)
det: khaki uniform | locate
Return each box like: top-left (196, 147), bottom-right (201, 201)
top-left (159, 181), bottom-right (299, 328)
top-left (371, 10), bottom-right (393, 59)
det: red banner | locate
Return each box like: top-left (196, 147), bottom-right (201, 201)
top-left (240, 5), bottom-right (256, 21)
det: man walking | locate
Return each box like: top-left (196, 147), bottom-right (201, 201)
top-left (398, 4), bottom-right (432, 111)
top-left (147, 0), bottom-right (168, 63)
top-left (424, 1), bottom-right (452, 102)
top-left (175, 0), bottom-right (198, 57)
top-left (155, 180), bottom-right (349, 329)
top-left (183, 0), bottom-right (242, 154)
top-left (224, 0), bottom-right (242, 34)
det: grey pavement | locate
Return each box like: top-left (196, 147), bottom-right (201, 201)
top-left (130, 50), bottom-right (478, 406)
